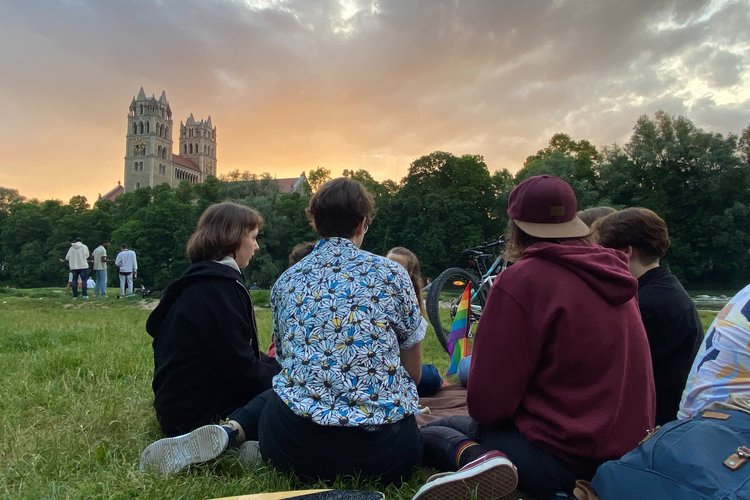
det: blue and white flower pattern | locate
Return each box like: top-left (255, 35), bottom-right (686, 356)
top-left (271, 237), bottom-right (427, 426)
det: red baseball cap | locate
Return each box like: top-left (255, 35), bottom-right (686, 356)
top-left (507, 175), bottom-right (590, 238)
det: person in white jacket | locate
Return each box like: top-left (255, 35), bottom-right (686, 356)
top-left (114, 244), bottom-right (138, 297)
top-left (63, 238), bottom-right (90, 299)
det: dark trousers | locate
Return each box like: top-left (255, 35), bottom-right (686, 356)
top-left (421, 415), bottom-right (578, 499)
top-left (71, 268), bottom-right (89, 297)
top-left (230, 389), bottom-right (422, 484)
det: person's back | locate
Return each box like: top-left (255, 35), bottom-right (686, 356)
top-left (147, 261), bottom-right (274, 435)
top-left (679, 284), bottom-right (750, 419)
top-left (65, 239), bottom-right (90, 270)
top-left (637, 267), bottom-right (703, 423)
top-left (115, 247), bottom-right (137, 272)
top-left (595, 207), bottom-right (703, 424)
top-left (469, 241), bottom-right (656, 470)
top-left (145, 202), bottom-right (279, 436)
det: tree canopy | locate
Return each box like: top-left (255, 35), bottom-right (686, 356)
top-left (1, 112), bottom-right (748, 289)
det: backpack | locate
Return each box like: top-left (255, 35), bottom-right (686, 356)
top-left (591, 409), bottom-right (750, 499)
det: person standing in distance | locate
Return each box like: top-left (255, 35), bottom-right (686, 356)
top-left (115, 244), bottom-right (138, 297)
top-left (63, 237), bottom-right (90, 299)
top-left (91, 241), bottom-right (109, 297)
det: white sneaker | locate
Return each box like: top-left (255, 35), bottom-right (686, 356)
top-left (138, 425), bottom-right (229, 475)
top-left (413, 451), bottom-right (518, 500)
top-left (237, 440), bottom-right (262, 467)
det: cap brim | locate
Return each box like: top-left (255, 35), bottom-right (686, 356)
top-left (514, 217), bottom-right (591, 239)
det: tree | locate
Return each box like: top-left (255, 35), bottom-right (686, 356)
top-left (599, 111), bottom-right (749, 284)
top-left (385, 152), bottom-right (499, 278)
top-left (517, 133), bottom-right (602, 208)
top-left (307, 167), bottom-right (331, 193)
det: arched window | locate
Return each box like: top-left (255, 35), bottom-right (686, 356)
top-left (136, 182), bottom-right (141, 189)
top-left (134, 162), bottom-right (138, 172)
top-left (165, 126), bottom-right (169, 138)
top-left (139, 121), bottom-right (143, 134)
top-left (162, 147), bottom-right (166, 159)
top-left (139, 105), bottom-right (143, 115)
top-left (183, 144), bottom-right (187, 154)
top-left (157, 146), bottom-right (162, 157)
top-left (132, 123), bottom-right (137, 134)
top-left (146, 122), bottom-right (150, 134)
top-left (189, 143), bottom-right (193, 154)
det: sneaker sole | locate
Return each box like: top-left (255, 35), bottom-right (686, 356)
top-left (139, 424), bottom-right (228, 475)
top-left (413, 458), bottom-right (518, 500)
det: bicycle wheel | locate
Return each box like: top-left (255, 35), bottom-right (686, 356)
top-left (425, 268), bottom-right (480, 353)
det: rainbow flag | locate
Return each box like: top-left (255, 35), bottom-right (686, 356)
top-left (446, 283), bottom-right (472, 376)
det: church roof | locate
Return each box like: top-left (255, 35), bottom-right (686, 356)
top-left (137, 87), bottom-right (146, 100)
top-left (276, 172), bottom-right (307, 193)
top-left (172, 155), bottom-right (201, 173)
top-left (100, 182), bottom-right (124, 202)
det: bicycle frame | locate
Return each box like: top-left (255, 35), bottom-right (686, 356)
top-left (462, 238), bottom-right (507, 321)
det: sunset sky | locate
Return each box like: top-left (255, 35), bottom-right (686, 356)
top-left (1, 0), bottom-right (748, 203)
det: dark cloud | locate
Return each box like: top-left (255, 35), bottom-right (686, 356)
top-left (0, 0), bottom-right (748, 201)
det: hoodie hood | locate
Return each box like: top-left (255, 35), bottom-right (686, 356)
top-left (146, 261), bottom-right (244, 338)
top-left (71, 241), bottom-right (84, 249)
top-left (522, 241), bottom-right (637, 305)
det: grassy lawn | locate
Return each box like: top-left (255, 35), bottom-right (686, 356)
top-left (0, 287), bottom-right (719, 499)
top-left (0, 287), bottom-right (450, 499)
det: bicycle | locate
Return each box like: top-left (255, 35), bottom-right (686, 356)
top-left (425, 237), bottom-right (508, 353)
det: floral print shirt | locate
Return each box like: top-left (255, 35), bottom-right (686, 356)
top-left (270, 237), bottom-right (427, 426)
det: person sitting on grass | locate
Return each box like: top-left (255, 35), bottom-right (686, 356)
top-left (140, 202), bottom-right (280, 445)
top-left (386, 246), bottom-right (443, 397)
top-left (594, 207), bottom-right (703, 425)
top-left (679, 283), bottom-right (750, 419)
top-left (419, 175), bottom-right (656, 499)
top-left (139, 179), bottom-right (514, 499)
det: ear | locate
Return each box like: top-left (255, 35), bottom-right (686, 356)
top-left (622, 245), bottom-right (634, 257)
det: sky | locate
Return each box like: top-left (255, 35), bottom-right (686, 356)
top-left (0, 0), bottom-right (748, 203)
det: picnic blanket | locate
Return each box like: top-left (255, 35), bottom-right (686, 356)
top-left (416, 384), bottom-right (469, 427)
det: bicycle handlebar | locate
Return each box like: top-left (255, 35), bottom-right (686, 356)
top-left (462, 237), bottom-right (505, 253)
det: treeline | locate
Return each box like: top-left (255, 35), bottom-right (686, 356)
top-left (1, 111), bottom-right (749, 290)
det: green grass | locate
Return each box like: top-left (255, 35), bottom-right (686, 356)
top-left (0, 287), bottom-right (450, 499)
top-left (0, 287), bottom-right (720, 499)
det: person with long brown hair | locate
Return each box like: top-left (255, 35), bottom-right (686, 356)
top-left (420, 175), bottom-right (656, 499)
top-left (386, 246), bottom-right (425, 314)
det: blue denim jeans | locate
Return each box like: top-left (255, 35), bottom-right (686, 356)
top-left (94, 269), bottom-right (107, 296)
top-left (71, 268), bottom-right (89, 297)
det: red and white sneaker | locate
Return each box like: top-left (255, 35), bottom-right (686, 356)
top-left (413, 450), bottom-right (518, 500)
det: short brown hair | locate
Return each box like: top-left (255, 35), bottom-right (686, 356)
top-left (186, 202), bottom-right (263, 263)
top-left (577, 206), bottom-right (616, 228)
top-left (306, 177), bottom-right (375, 238)
top-left (594, 207), bottom-right (670, 264)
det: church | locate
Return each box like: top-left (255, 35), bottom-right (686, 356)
top-left (99, 87), bottom-right (307, 202)
top-left (123, 87), bottom-right (216, 193)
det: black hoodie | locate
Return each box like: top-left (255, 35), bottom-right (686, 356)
top-left (147, 260), bottom-right (280, 436)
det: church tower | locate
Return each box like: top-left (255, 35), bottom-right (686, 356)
top-left (179, 114), bottom-right (217, 179)
top-left (123, 88), bottom-right (173, 192)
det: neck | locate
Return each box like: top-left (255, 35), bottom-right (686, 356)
top-left (631, 260), bottom-right (660, 279)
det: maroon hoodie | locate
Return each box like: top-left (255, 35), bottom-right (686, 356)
top-left (468, 241), bottom-right (655, 474)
